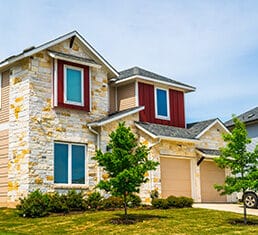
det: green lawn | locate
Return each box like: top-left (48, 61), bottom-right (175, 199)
top-left (0, 207), bottom-right (257, 234)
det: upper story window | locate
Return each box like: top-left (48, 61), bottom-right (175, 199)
top-left (64, 65), bottom-right (84, 106)
top-left (155, 87), bottom-right (170, 120)
top-left (54, 142), bottom-right (86, 185)
top-left (54, 60), bottom-right (90, 111)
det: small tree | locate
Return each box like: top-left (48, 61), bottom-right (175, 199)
top-left (94, 122), bottom-right (159, 220)
top-left (214, 116), bottom-right (258, 224)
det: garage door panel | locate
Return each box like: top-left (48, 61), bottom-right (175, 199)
top-left (200, 161), bottom-right (226, 202)
top-left (161, 158), bottom-right (191, 198)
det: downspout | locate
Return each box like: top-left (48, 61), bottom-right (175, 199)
top-left (88, 126), bottom-right (101, 183)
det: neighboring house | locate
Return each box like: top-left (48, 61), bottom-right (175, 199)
top-left (0, 31), bottom-right (233, 207)
top-left (225, 106), bottom-right (258, 152)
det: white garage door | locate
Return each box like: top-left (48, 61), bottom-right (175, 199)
top-left (160, 157), bottom-right (191, 198)
top-left (200, 160), bottom-right (226, 202)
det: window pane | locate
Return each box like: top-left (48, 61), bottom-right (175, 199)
top-left (54, 143), bottom-right (68, 183)
top-left (66, 68), bottom-right (82, 103)
top-left (157, 89), bottom-right (168, 117)
top-left (72, 145), bottom-right (85, 184)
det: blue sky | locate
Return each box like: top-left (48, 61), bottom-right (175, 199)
top-left (1, 0), bottom-right (258, 123)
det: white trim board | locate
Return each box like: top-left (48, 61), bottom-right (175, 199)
top-left (88, 106), bottom-right (145, 127)
top-left (114, 75), bottom-right (195, 92)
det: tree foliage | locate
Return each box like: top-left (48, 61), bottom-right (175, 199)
top-left (214, 116), bottom-right (258, 194)
top-left (214, 116), bottom-right (258, 223)
top-left (93, 122), bottom-right (159, 218)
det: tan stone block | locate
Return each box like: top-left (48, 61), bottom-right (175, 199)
top-left (8, 181), bottom-right (19, 191)
top-left (35, 177), bottom-right (43, 184)
top-left (14, 106), bottom-right (21, 119)
top-left (144, 197), bottom-right (151, 203)
top-left (46, 175), bottom-right (53, 181)
top-left (15, 97), bottom-right (24, 103)
top-left (13, 77), bottom-right (22, 85)
top-left (56, 127), bottom-right (66, 132)
top-left (39, 61), bottom-right (50, 68)
top-left (42, 106), bottom-right (51, 112)
top-left (35, 52), bottom-right (44, 58)
top-left (72, 43), bottom-right (79, 51)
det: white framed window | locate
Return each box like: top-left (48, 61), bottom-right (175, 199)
top-left (64, 65), bottom-right (84, 106)
top-left (155, 87), bottom-right (170, 120)
top-left (54, 142), bottom-right (87, 185)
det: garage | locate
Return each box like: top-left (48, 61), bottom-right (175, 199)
top-left (200, 160), bottom-right (226, 202)
top-left (0, 129), bottom-right (8, 207)
top-left (160, 157), bottom-right (192, 198)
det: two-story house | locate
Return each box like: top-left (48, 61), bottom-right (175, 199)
top-left (0, 31), bottom-right (234, 207)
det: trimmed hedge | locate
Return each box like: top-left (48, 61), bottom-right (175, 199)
top-left (16, 190), bottom-right (142, 217)
top-left (152, 195), bottom-right (193, 209)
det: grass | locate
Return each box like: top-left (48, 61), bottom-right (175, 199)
top-left (0, 207), bottom-right (257, 234)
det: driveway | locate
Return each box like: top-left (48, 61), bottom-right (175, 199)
top-left (193, 203), bottom-right (258, 216)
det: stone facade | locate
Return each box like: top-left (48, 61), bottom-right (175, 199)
top-left (6, 39), bottom-right (111, 205)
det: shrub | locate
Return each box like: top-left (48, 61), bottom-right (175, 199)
top-left (150, 189), bottom-right (159, 200)
top-left (127, 194), bottom-right (141, 208)
top-left (151, 198), bottom-right (169, 209)
top-left (102, 196), bottom-right (123, 209)
top-left (86, 191), bottom-right (103, 210)
top-left (48, 192), bottom-right (69, 213)
top-left (166, 195), bottom-right (179, 207)
top-left (176, 196), bottom-right (194, 208)
top-left (66, 190), bottom-right (86, 211)
top-left (16, 190), bottom-right (50, 218)
top-left (167, 195), bottom-right (193, 208)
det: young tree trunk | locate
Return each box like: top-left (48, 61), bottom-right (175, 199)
top-left (243, 203), bottom-right (247, 225)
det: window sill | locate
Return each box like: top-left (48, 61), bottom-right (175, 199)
top-left (155, 115), bottom-right (170, 121)
top-left (53, 184), bottom-right (89, 190)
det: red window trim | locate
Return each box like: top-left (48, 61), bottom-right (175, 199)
top-left (57, 60), bottom-right (90, 111)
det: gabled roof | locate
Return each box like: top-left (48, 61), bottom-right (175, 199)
top-left (135, 118), bottom-right (229, 142)
top-left (0, 31), bottom-right (119, 77)
top-left (87, 106), bottom-right (144, 127)
top-left (135, 121), bottom-right (196, 140)
top-left (114, 66), bottom-right (195, 92)
top-left (225, 106), bottom-right (258, 127)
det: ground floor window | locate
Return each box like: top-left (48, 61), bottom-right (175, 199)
top-left (54, 142), bottom-right (86, 184)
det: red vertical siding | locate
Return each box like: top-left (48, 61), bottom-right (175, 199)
top-left (138, 82), bottom-right (185, 127)
top-left (138, 82), bottom-right (155, 122)
top-left (57, 60), bottom-right (90, 111)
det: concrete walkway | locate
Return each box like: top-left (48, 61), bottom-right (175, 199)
top-left (193, 203), bottom-right (258, 216)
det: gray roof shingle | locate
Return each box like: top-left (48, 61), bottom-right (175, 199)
top-left (136, 118), bottom-right (220, 140)
top-left (225, 106), bottom-right (258, 127)
top-left (187, 119), bottom-right (217, 137)
top-left (196, 148), bottom-right (220, 156)
top-left (116, 66), bottom-right (195, 91)
top-left (136, 122), bottom-right (195, 139)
